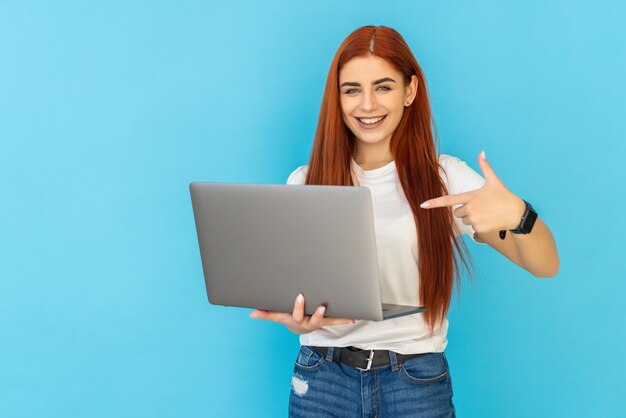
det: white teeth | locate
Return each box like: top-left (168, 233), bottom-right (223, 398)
top-left (357, 115), bottom-right (385, 124)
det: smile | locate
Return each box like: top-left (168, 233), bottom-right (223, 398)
top-left (356, 115), bottom-right (387, 125)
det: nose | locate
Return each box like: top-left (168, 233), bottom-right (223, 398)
top-left (360, 90), bottom-right (377, 112)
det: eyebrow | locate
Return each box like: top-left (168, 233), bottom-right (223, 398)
top-left (339, 77), bottom-right (397, 88)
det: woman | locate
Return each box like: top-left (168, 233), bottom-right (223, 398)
top-left (250, 25), bottom-right (559, 417)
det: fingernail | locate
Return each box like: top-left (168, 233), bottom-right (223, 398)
top-left (296, 293), bottom-right (303, 303)
top-left (420, 201), bottom-right (430, 208)
top-left (318, 306), bottom-right (326, 315)
top-left (481, 150), bottom-right (486, 160)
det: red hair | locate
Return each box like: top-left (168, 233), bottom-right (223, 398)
top-left (304, 25), bottom-right (473, 332)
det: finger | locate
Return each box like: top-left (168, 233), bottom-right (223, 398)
top-left (307, 305), bottom-right (326, 329)
top-left (453, 204), bottom-right (469, 218)
top-left (322, 317), bottom-right (357, 326)
top-left (451, 203), bottom-right (474, 226)
top-left (292, 293), bottom-right (305, 322)
top-left (477, 150), bottom-right (502, 186)
top-left (249, 309), bottom-right (265, 319)
top-left (250, 310), bottom-right (290, 323)
top-left (420, 191), bottom-right (473, 209)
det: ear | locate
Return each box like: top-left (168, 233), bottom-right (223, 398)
top-left (405, 75), bottom-right (418, 104)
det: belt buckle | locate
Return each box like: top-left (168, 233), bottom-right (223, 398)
top-left (355, 350), bottom-right (375, 371)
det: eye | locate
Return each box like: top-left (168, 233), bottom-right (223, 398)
top-left (342, 85), bottom-right (391, 95)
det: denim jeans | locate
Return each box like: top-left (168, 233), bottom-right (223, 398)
top-left (289, 345), bottom-right (455, 418)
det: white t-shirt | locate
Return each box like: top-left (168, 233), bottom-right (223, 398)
top-left (286, 153), bottom-right (487, 354)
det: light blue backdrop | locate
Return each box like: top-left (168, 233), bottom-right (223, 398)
top-left (1, 1), bottom-right (624, 417)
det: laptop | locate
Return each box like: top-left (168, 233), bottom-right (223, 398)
top-left (189, 182), bottom-right (426, 321)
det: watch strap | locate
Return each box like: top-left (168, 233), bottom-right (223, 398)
top-left (499, 199), bottom-right (537, 239)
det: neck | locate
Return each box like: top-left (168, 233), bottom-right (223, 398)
top-left (352, 136), bottom-right (394, 168)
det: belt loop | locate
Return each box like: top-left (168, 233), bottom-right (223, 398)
top-left (325, 346), bottom-right (335, 362)
top-left (388, 350), bottom-right (401, 371)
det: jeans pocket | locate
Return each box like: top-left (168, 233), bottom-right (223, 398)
top-left (399, 352), bottom-right (449, 384)
top-left (294, 345), bottom-right (325, 371)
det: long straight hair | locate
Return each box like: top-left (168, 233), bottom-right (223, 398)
top-left (304, 25), bottom-right (473, 331)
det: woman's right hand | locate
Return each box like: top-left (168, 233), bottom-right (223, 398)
top-left (249, 293), bottom-right (356, 334)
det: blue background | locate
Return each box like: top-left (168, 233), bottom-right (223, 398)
top-left (1, 1), bottom-right (624, 417)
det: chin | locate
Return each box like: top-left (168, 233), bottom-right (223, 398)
top-left (354, 133), bottom-right (390, 145)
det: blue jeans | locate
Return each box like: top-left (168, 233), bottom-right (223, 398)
top-left (289, 345), bottom-right (455, 418)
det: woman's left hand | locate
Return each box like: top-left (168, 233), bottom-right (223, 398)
top-left (419, 151), bottom-right (526, 234)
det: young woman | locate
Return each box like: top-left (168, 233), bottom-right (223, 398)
top-left (250, 25), bottom-right (559, 417)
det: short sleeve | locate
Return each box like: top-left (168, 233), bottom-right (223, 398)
top-left (286, 165), bottom-right (308, 185)
top-left (438, 154), bottom-right (487, 244)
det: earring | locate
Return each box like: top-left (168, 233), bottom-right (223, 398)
top-left (405, 101), bottom-right (411, 106)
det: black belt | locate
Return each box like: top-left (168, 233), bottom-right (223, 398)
top-left (308, 345), bottom-right (427, 371)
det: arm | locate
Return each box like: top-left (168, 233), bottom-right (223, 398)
top-left (422, 151), bottom-right (560, 278)
top-left (474, 215), bottom-right (559, 277)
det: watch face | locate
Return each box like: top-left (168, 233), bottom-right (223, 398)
top-left (512, 200), bottom-right (537, 234)
top-left (524, 207), bottom-right (538, 233)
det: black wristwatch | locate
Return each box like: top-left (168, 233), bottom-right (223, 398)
top-left (499, 199), bottom-right (538, 239)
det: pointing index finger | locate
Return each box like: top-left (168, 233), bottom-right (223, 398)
top-left (420, 191), bottom-right (472, 209)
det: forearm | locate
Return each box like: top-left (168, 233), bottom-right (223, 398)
top-left (509, 217), bottom-right (559, 277)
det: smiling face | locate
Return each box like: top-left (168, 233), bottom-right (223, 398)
top-left (339, 54), bottom-right (418, 161)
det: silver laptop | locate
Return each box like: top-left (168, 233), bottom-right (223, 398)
top-left (189, 182), bottom-right (426, 321)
